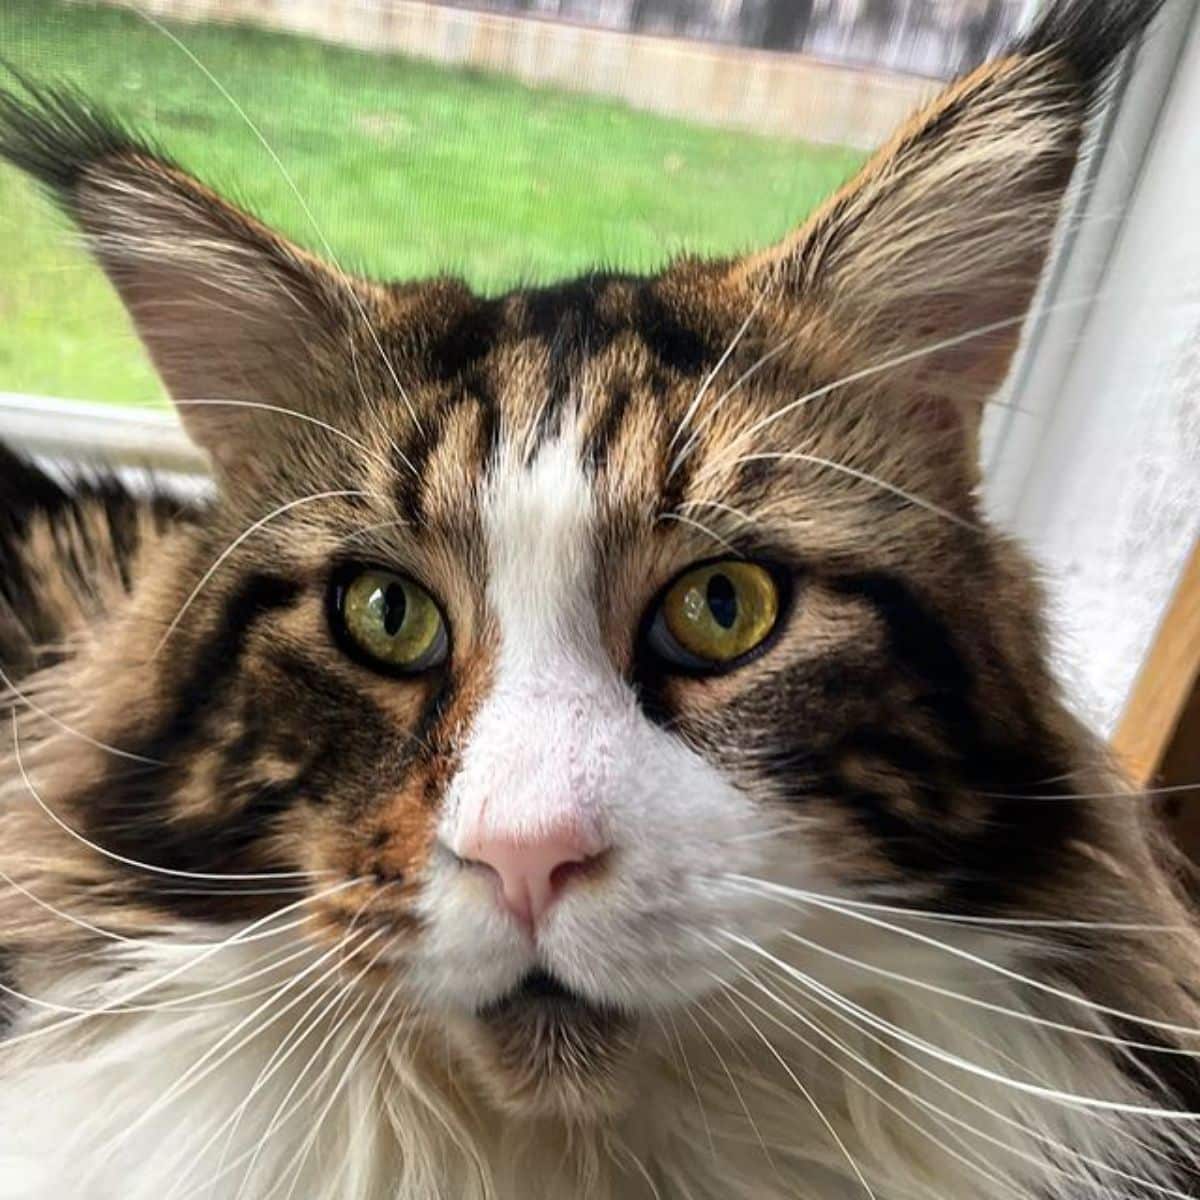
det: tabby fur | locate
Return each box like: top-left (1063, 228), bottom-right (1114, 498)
top-left (0, 3), bottom-right (1197, 1197)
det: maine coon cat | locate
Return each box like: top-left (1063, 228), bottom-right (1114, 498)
top-left (0, 1), bottom-right (1196, 1196)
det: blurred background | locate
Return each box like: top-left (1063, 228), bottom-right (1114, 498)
top-left (0, 0), bottom-right (1033, 408)
top-left (452, 0), bottom-right (1031, 74)
top-left (0, 0), bottom-right (1197, 829)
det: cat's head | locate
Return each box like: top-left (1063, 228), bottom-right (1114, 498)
top-left (0, 1), bottom-right (1161, 1120)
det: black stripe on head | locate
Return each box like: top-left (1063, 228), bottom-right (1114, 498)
top-left (0, 443), bottom-right (194, 677)
top-left (0, 442), bottom-right (70, 516)
top-left (517, 273), bottom-right (631, 349)
top-left (635, 285), bottom-right (717, 377)
top-left (522, 277), bottom-right (602, 345)
top-left (656, 404), bottom-right (699, 520)
top-left (829, 573), bottom-right (971, 698)
top-left (467, 371), bottom-right (503, 468)
top-left (423, 293), bottom-right (503, 382)
top-left (392, 425), bottom-right (438, 527)
top-left (582, 383), bottom-right (632, 474)
top-left (160, 572), bottom-right (304, 740)
top-left (0, 949), bottom-right (16, 1035)
top-left (521, 276), bottom-right (627, 455)
top-left (532, 311), bottom-right (585, 452)
top-left (389, 285), bottom-right (502, 522)
top-left (0, 446), bottom-right (81, 676)
top-left (392, 376), bottom-right (498, 526)
top-left (240, 647), bottom-right (446, 817)
top-left (734, 455), bottom-right (786, 508)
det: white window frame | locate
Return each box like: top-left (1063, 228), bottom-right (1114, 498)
top-left (982, 0), bottom-right (1200, 733)
top-left (0, 393), bottom-right (203, 474)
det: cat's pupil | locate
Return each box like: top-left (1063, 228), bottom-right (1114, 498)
top-left (706, 573), bottom-right (738, 630)
top-left (382, 583), bottom-right (407, 636)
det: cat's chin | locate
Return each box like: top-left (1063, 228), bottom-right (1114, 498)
top-left (460, 970), bottom-right (639, 1121)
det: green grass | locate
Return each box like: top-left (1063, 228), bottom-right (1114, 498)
top-left (0, 0), bottom-right (863, 407)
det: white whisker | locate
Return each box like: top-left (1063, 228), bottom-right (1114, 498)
top-left (666, 290), bottom-right (768, 466)
top-left (720, 987), bottom-right (879, 1199)
top-left (665, 1009), bottom-right (716, 1161)
top-left (0, 877), bottom-right (366, 1052)
top-left (171, 399), bottom-right (388, 470)
top-left (730, 948), bottom-right (1197, 1198)
top-left (133, 8), bottom-right (425, 437)
top-left (100, 925), bottom-right (382, 1171)
top-left (0, 661), bottom-right (162, 764)
top-left (721, 310), bottom-right (1044, 452)
top-left (669, 322), bottom-right (790, 480)
top-left (978, 782), bottom-right (1200, 801)
top-left (719, 450), bottom-right (980, 530)
top-left (174, 897), bottom-right (393, 1200)
top-left (724, 875), bottom-right (1200, 1043)
top-left (683, 996), bottom-right (780, 1174)
top-left (709, 969), bottom-right (1040, 1200)
top-left (153, 488), bottom-right (371, 654)
top-left (720, 926), bottom-right (1200, 1122)
top-left (724, 873), bottom-right (1186, 933)
top-left (275, 949), bottom-right (399, 1200)
top-left (12, 710), bottom-right (316, 883)
top-left (229, 964), bottom-right (395, 1200)
top-left (654, 511), bottom-right (743, 557)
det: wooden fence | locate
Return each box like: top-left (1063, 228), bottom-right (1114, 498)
top-left (118, 0), bottom-right (938, 148)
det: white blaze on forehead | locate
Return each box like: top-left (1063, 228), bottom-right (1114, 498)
top-left (442, 430), bottom-right (629, 850)
top-left (484, 430), bottom-right (600, 672)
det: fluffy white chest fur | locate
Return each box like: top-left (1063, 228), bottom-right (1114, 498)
top-left (0, 931), bottom-right (1176, 1200)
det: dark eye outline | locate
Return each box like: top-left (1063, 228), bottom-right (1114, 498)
top-left (327, 563), bottom-right (450, 678)
top-left (639, 557), bottom-right (792, 678)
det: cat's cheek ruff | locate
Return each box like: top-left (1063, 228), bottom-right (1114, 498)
top-left (0, 924), bottom-right (1189, 1200)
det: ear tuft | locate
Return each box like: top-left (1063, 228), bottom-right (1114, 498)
top-left (0, 71), bottom-right (162, 212)
top-left (0, 72), bottom-right (389, 476)
top-left (735, 0), bottom-right (1169, 444)
top-left (1018, 0), bottom-right (1168, 97)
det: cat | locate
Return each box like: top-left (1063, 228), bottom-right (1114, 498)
top-left (0, 1), bottom-right (1197, 1197)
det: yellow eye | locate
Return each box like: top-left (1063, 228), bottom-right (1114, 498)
top-left (650, 561), bottom-right (780, 670)
top-left (335, 568), bottom-right (448, 673)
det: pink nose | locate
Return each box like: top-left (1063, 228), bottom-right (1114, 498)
top-left (464, 827), bottom-right (607, 931)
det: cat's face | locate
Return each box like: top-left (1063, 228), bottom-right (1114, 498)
top-left (2, 43), bottom-right (1101, 1119)
top-left (75, 267), bottom-right (1078, 1119)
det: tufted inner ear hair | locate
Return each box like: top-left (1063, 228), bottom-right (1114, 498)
top-left (730, 0), bottom-right (1164, 448)
top-left (0, 77), bottom-right (389, 477)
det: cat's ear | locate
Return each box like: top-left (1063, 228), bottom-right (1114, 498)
top-left (734, 0), bottom-right (1164, 432)
top-left (0, 80), bottom-right (383, 472)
